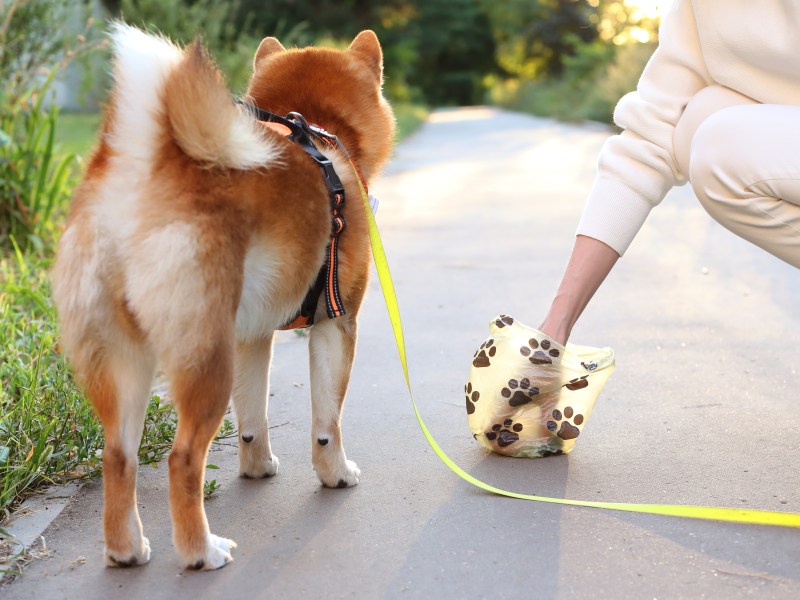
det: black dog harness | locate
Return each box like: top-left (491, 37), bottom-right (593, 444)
top-left (237, 100), bottom-right (349, 330)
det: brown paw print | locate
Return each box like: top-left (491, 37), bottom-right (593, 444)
top-left (565, 376), bottom-right (589, 390)
top-left (546, 406), bottom-right (584, 440)
top-left (486, 418), bottom-right (523, 448)
top-left (519, 337), bottom-right (560, 365)
top-left (465, 382), bottom-right (480, 415)
top-left (500, 377), bottom-right (540, 407)
top-left (472, 338), bottom-right (497, 368)
top-left (494, 315), bottom-right (514, 328)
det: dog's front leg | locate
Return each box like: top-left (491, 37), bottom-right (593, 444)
top-left (232, 334), bottom-right (280, 478)
top-left (308, 316), bottom-right (360, 488)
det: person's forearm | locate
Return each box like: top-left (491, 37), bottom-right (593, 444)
top-left (539, 235), bottom-right (620, 345)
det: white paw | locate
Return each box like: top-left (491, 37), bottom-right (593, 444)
top-left (240, 453), bottom-right (279, 479)
top-left (105, 536), bottom-right (151, 567)
top-left (183, 534), bottom-right (237, 570)
top-left (318, 459), bottom-right (360, 488)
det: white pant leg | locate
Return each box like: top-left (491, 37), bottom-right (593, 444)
top-left (673, 85), bottom-right (800, 268)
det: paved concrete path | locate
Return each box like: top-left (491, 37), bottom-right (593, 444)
top-left (4, 107), bottom-right (799, 599)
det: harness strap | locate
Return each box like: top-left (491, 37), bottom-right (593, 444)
top-left (237, 100), bottom-right (349, 330)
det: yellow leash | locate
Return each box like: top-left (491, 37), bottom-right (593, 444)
top-left (349, 160), bottom-right (800, 528)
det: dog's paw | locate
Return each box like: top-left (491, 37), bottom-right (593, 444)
top-left (318, 459), bottom-right (361, 489)
top-left (182, 534), bottom-right (237, 571)
top-left (105, 536), bottom-right (151, 568)
top-left (239, 451), bottom-right (279, 479)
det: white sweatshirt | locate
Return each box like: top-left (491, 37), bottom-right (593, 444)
top-left (576, 0), bottom-right (800, 255)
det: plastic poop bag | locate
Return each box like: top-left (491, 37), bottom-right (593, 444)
top-left (466, 315), bottom-right (616, 458)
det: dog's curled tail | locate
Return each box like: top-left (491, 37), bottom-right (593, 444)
top-left (109, 23), bottom-right (282, 170)
top-left (163, 41), bottom-right (283, 169)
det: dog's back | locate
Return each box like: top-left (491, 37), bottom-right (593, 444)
top-left (51, 24), bottom-right (394, 570)
top-left (53, 24), bottom-right (333, 376)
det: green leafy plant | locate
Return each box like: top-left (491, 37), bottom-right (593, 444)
top-left (1, 0), bottom-right (72, 104)
top-left (0, 70), bottom-right (76, 251)
top-left (137, 395), bottom-right (177, 467)
top-left (0, 246), bottom-right (101, 519)
top-left (203, 464), bottom-right (220, 500)
top-left (215, 418), bottom-right (236, 441)
top-left (0, 0), bottom-right (102, 252)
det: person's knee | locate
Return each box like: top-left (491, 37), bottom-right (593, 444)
top-left (674, 85), bottom-right (756, 179)
top-left (687, 106), bottom-right (754, 221)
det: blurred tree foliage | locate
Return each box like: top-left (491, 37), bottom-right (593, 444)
top-left (100, 0), bottom-right (661, 112)
top-left (1, 0), bottom-right (98, 107)
top-left (482, 0), bottom-right (597, 79)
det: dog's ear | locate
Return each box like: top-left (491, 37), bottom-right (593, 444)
top-left (254, 37), bottom-right (286, 70)
top-left (348, 30), bottom-right (383, 83)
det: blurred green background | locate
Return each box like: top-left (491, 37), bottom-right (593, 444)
top-left (19, 0), bottom-right (667, 161)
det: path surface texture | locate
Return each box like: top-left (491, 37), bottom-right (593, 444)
top-left (5, 107), bottom-right (800, 599)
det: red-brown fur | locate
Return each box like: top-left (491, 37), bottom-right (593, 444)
top-left (52, 26), bottom-right (395, 570)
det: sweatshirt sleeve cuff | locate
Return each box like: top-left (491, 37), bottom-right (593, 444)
top-left (575, 177), bottom-right (655, 256)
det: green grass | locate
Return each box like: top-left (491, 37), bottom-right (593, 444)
top-left (0, 248), bottom-right (102, 521)
top-left (54, 113), bottom-right (102, 160)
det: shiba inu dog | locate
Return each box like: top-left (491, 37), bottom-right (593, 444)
top-left (52, 23), bottom-right (394, 570)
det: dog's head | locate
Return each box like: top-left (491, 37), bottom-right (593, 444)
top-left (245, 31), bottom-right (395, 181)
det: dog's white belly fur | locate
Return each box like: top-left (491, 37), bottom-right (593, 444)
top-left (235, 241), bottom-right (301, 340)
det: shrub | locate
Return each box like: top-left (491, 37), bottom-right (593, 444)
top-left (0, 72), bottom-right (76, 251)
top-left (1, 0), bottom-right (70, 106)
top-left (489, 40), bottom-right (656, 124)
top-left (0, 246), bottom-right (100, 519)
top-left (0, 0), bottom-right (101, 252)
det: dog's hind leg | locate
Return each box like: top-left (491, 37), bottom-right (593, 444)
top-left (232, 334), bottom-right (280, 478)
top-left (308, 315), bottom-right (361, 488)
top-left (53, 219), bottom-right (156, 566)
top-left (167, 334), bottom-right (238, 570)
top-left (84, 341), bottom-right (155, 567)
top-left (124, 218), bottom-right (245, 569)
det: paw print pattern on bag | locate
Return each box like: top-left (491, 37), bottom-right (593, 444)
top-left (519, 336), bottom-right (561, 365)
top-left (466, 315), bottom-right (615, 458)
top-left (494, 315), bottom-right (514, 328)
top-left (500, 377), bottom-right (540, 407)
top-left (464, 382), bottom-right (480, 415)
top-left (565, 376), bottom-right (589, 391)
top-left (486, 419), bottom-right (523, 448)
top-left (472, 338), bottom-right (497, 368)
top-left (546, 406), bottom-right (584, 440)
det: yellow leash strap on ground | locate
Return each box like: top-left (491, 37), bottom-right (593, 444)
top-left (349, 162), bottom-right (800, 529)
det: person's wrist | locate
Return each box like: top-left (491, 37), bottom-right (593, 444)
top-left (539, 315), bottom-right (570, 346)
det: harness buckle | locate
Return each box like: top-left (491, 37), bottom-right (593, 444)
top-left (281, 113), bottom-right (343, 193)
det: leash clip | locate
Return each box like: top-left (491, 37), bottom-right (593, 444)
top-left (287, 110), bottom-right (342, 151)
top-left (283, 112), bottom-right (343, 194)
